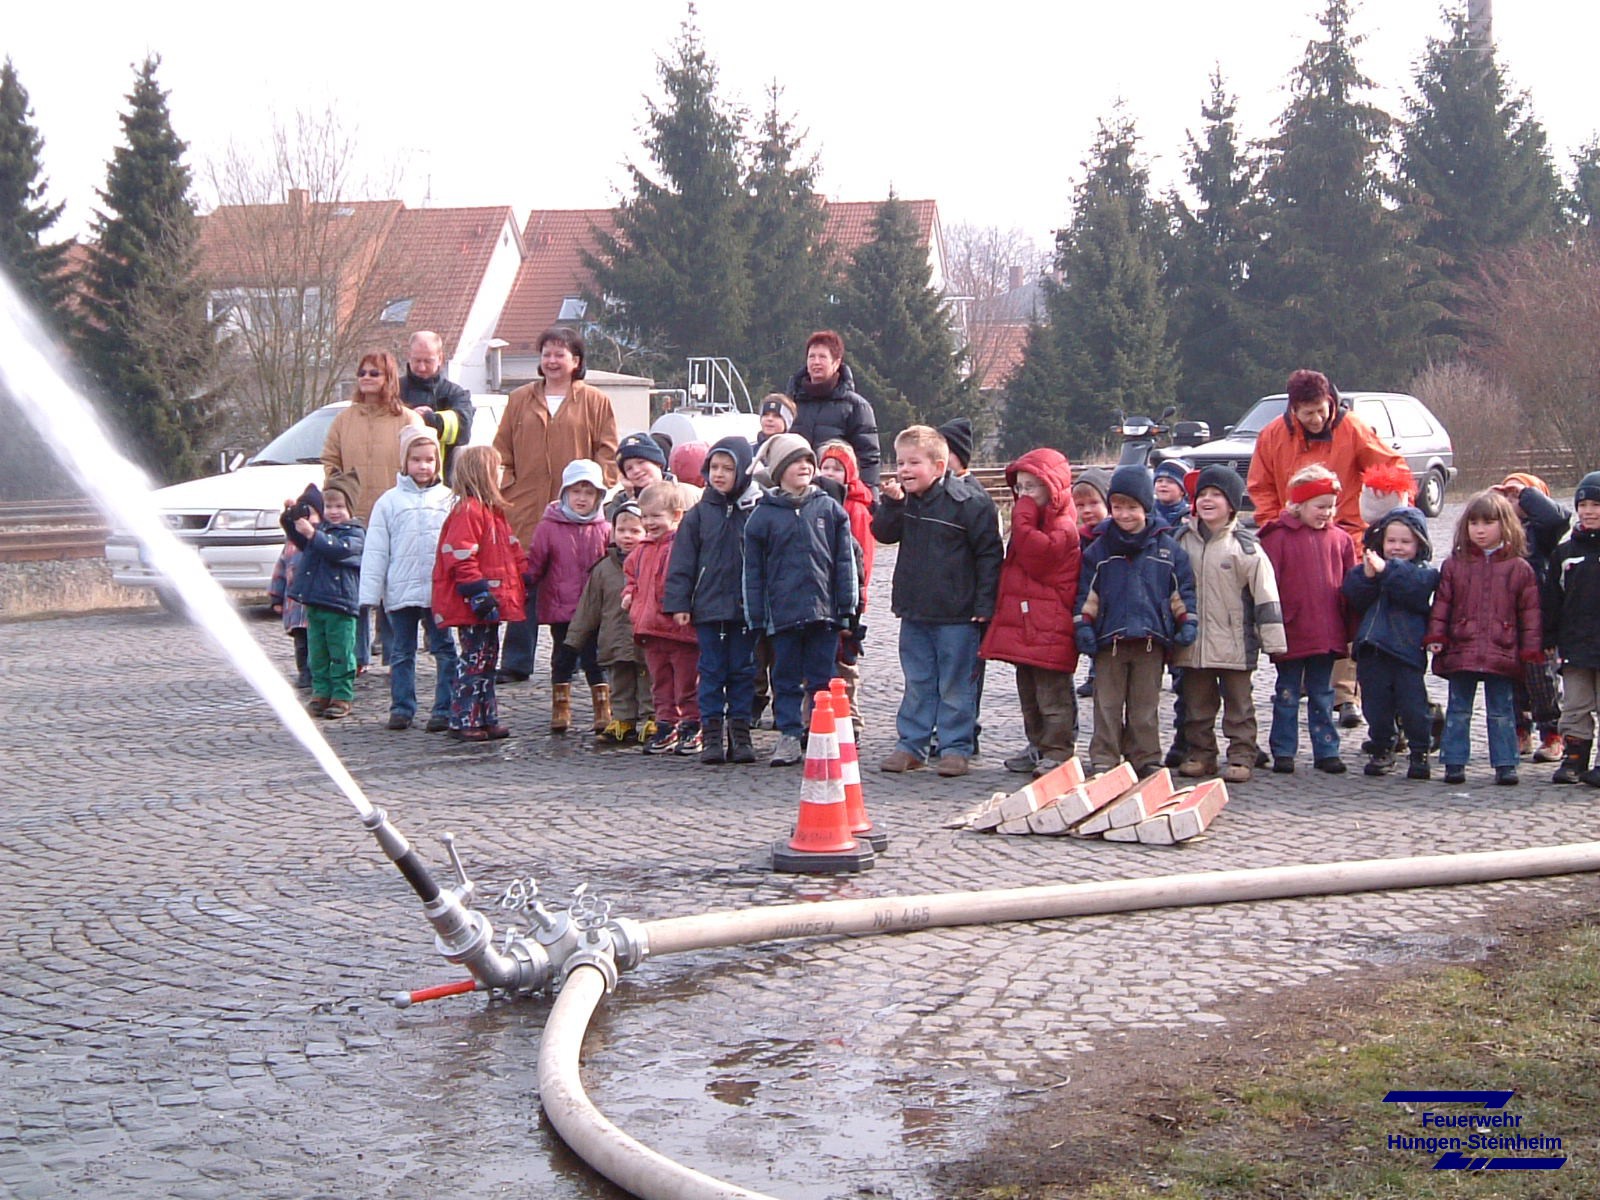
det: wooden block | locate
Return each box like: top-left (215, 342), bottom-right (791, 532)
top-left (1131, 780), bottom-right (1230, 844)
top-left (1056, 762), bottom-right (1140, 836)
top-left (997, 756), bottom-right (1087, 821)
top-left (1102, 825), bottom-right (1141, 842)
top-left (1165, 778), bottom-right (1229, 842)
top-left (966, 792), bottom-right (1013, 831)
top-left (997, 816), bottom-right (1035, 835)
top-left (1026, 804), bottom-right (1072, 835)
top-left (1076, 769), bottom-right (1180, 836)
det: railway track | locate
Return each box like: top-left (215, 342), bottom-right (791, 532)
top-left (0, 500), bottom-right (109, 563)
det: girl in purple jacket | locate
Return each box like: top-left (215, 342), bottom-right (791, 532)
top-left (524, 459), bottom-right (613, 732)
top-left (1425, 491), bottom-right (1542, 786)
top-left (1259, 465), bottom-right (1359, 775)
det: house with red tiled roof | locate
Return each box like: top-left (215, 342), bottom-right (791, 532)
top-left (493, 198), bottom-right (956, 375)
top-left (196, 193), bottom-right (523, 397)
top-left (491, 209), bottom-right (615, 386)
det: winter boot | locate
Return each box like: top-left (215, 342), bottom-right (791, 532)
top-left (550, 683), bottom-right (572, 732)
top-left (700, 717), bottom-right (726, 765)
top-left (727, 719), bottom-right (756, 764)
top-left (1553, 737), bottom-right (1591, 785)
top-left (590, 683), bottom-right (612, 733)
top-left (1406, 750), bottom-right (1431, 780)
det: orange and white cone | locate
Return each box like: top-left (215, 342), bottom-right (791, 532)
top-left (772, 690), bottom-right (875, 874)
top-left (831, 677), bottom-right (887, 852)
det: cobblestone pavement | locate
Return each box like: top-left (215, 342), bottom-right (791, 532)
top-left (6, 523), bottom-right (1600, 1199)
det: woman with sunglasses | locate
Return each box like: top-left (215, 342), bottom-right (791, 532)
top-left (321, 351), bottom-right (425, 523)
top-left (321, 350), bottom-right (425, 671)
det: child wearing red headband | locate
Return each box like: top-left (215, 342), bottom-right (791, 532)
top-left (1258, 464), bottom-right (1359, 774)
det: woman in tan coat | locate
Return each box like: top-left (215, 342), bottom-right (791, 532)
top-left (321, 350), bottom-right (423, 669)
top-left (492, 326), bottom-right (618, 680)
top-left (321, 351), bottom-right (424, 523)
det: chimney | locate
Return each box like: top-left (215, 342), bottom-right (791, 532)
top-left (1008, 265), bottom-right (1025, 292)
top-left (288, 188), bottom-right (308, 217)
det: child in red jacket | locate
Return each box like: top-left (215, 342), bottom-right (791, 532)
top-left (1258, 464), bottom-right (1358, 774)
top-left (432, 445), bottom-right (528, 742)
top-left (623, 479), bottom-right (703, 755)
top-left (981, 448), bottom-right (1082, 776)
top-left (1425, 490), bottom-right (1542, 786)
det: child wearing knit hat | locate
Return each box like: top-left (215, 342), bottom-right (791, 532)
top-left (1073, 464), bottom-right (1198, 775)
top-left (284, 473), bottom-right (366, 720)
top-left (1257, 464), bottom-right (1358, 774)
top-left (1172, 465), bottom-right (1286, 782)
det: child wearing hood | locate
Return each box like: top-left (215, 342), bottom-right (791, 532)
top-left (744, 433), bottom-right (859, 767)
top-left (359, 426), bottom-right (459, 732)
top-left (1543, 471), bottom-right (1600, 784)
top-left (1074, 464), bottom-right (1198, 775)
top-left (1342, 504), bottom-right (1439, 779)
top-left (665, 437), bottom-right (764, 764)
top-left (818, 439), bottom-right (876, 728)
top-left (1152, 459), bottom-right (1191, 528)
top-left (981, 448), bottom-right (1082, 777)
top-left (567, 500), bottom-right (655, 746)
top-left (525, 459), bottom-right (613, 733)
top-left (284, 473), bottom-right (365, 720)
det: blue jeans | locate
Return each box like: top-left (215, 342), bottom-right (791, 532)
top-left (770, 622), bottom-right (839, 737)
top-left (897, 619), bottom-right (981, 760)
top-left (697, 621), bottom-right (758, 722)
top-left (500, 584), bottom-right (540, 676)
top-left (386, 607), bottom-right (458, 722)
top-left (1441, 673), bottom-right (1518, 768)
top-left (1270, 653), bottom-right (1340, 762)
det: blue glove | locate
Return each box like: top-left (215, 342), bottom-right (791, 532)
top-left (1075, 624), bottom-right (1098, 658)
top-left (1175, 620), bottom-right (1199, 647)
top-left (458, 580), bottom-right (500, 623)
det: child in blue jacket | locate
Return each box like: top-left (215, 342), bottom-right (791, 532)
top-left (283, 473), bottom-right (365, 719)
top-left (666, 435), bottom-right (765, 765)
top-left (1074, 465), bottom-right (1198, 776)
top-left (1342, 505), bottom-right (1439, 779)
top-left (743, 434), bottom-right (858, 767)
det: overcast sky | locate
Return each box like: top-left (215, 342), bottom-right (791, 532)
top-left (8, 0), bottom-right (1597, 254)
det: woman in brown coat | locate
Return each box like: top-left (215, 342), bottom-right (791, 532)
top-left (321, 351), bottom-right (424, 524)
top-left (321, 350), bottom-right (424, 670)
top-left (492, 326), bottom-right (619, 680)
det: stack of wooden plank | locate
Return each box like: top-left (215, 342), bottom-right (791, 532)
top-left (946, 758), bottom-right (1228, 844)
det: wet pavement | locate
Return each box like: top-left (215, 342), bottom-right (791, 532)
top-left (6, 526), bottom-right (1600, 1199)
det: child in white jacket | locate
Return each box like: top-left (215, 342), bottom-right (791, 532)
top-left (359, 426), bottom-right (459, 731)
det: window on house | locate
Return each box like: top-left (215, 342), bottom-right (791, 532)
top-left (380, 298), bottom-right (415, 324)
top-left (558, 296), bottom-right (588, 321)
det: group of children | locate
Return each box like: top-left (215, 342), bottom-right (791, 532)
top-left (270, 403), bottom-right (1600, 787)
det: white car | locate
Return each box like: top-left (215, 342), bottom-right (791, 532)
top-left (105, 397), bottom-right (505, 600)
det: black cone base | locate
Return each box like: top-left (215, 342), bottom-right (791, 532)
top-left (770, 838), bottom-right (876, 874)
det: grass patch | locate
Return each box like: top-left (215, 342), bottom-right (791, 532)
top-left (1079, 924), bottom-right (1600, 1199)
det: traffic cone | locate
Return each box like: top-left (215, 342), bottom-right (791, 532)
top-left (772, 691), bottom-right (875, 874)
top-left (831, 677), bottom-right (887, 852)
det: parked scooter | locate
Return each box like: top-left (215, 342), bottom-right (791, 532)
top-left (1111, 406), bottom-right (1212, 468)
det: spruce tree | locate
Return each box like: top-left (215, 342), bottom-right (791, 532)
top-left (0, 58), bottom-right (70, 324)
top-left (741, 85), bottom-right (831, 392)
top-left (1568, 138), bottom-right (1600, 228)
top-left (1399, 9), bottom-right (1560, 288)
top-left (834, 192), bottom-right (972, 447)
top-left (1165, 72), bottom-right (1273, 428)
top-left (1023, 112), bottom-right (1175, 458)
top-left (78, 56), bottom-right (219, 483)
top-left (584, 13), bottom-right (751, 377)
top-left (1248, 0), bottom-right (1442, 386)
